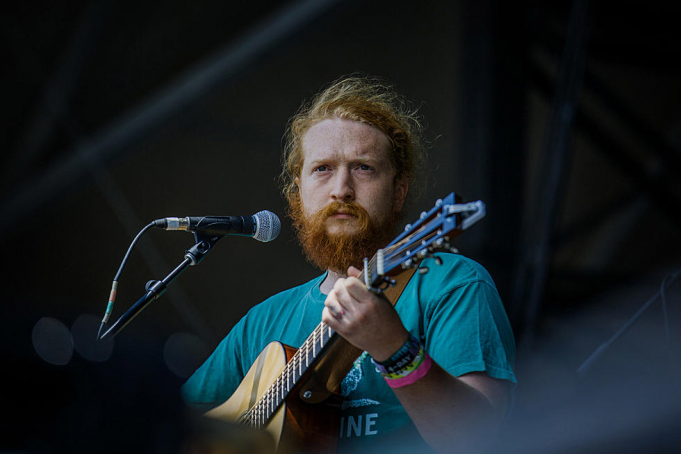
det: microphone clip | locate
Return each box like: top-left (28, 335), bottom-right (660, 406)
top-left (185, 232), bottom-right (223, 266)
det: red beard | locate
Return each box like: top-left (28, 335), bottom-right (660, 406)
top-left (288, 197), bottom-right (399, 274)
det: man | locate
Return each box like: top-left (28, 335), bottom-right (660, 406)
top-left (182, 76), bottom-right (516, 453)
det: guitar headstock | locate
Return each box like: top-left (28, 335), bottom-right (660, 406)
top-left (364, 192), bottom-right (485, 290)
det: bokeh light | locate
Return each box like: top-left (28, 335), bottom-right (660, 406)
top-left (32, 317), bottom-right (73, 366)
top-left (163, 332), bottom-right (209, 378)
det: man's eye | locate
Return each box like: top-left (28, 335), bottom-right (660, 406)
top-left (315, 165), bottom-right (329, 172)
top-left (358, 164), bottom-right (373, 171)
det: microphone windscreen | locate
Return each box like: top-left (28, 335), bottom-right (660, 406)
top-left (253, 210), bottom-right (281, 242)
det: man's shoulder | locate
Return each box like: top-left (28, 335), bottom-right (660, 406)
top-left (253, 273), bottom-right (326, 311)
top-left (234, 273), bottom-right (327, 346)
top-left (417, 252), bottom-right (497, 292)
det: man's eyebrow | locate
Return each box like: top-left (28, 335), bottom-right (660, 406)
top-left (306, 158), bottom-right (329, 166)
top-left (350, 154), bottom-right (388, 165)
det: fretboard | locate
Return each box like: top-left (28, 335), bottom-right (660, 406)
top-left (240, 321), bottom-right (337, 428)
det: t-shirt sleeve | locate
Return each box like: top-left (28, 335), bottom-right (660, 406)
top-left (423, 279), bottom-right (516, 383)
top-left (181, 317), bottom-right (248, 412)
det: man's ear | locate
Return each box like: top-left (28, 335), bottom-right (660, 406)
top-left (394, 177), bottom-right (409, 213)
top-left (295, 176), bottom-right (301, 192)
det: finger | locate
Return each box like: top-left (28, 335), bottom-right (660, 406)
top-left (334, 276), bottom-right (363, 294)
top-left (328, 304), bottom-right (344, 320)
top-left (325, 291), bottom-right (348, 317)
top-left (332, 279), bottom-right (356, 306)
top-left (321, 307), bottom-right (337, 327)
top-left (343, 276), bottom-right (374, 301)
top-left (347, 266), bottom-right (361, 278)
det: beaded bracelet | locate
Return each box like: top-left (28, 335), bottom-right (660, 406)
top-left (373, 333), bottom-right (422, 375)
top-left (372, 334), bottom-right (418, 372)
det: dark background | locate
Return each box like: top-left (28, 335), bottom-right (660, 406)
top-left (2, 0), bottom-right (681, 452)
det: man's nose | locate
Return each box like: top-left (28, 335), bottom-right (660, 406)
top-left (330, 168), bottom-right (354, 202)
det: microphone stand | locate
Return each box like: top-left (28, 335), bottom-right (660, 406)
top-left (577, 269), bottom-right (680, 378)
top-left (99, 233), bottom-right (223, 341)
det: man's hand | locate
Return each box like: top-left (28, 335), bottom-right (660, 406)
top-left (321, 266), bottom-right (409, 361)
top-left (321, 267), bottom-right (511, 453)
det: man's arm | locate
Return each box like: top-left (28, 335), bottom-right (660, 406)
top-left (390, 366), bottom-right (510, 453)
top-left (321, 267), bottom-right (511, 453)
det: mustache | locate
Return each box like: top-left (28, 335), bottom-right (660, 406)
top-left (315, 201), bottom-right (368, 220)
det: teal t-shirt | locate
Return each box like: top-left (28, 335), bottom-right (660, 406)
top-left (182, 253), bottom-right (516, 452)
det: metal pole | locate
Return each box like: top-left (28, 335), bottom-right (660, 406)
top-left (512, 0), bottom-right (591, 343)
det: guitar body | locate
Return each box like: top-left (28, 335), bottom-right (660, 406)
top-left (206, 341), bottom-right (341, 453)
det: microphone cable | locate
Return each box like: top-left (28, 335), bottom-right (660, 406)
top-left (97, 222), bottom-right (155, 340)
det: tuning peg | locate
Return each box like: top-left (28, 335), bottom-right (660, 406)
top-left (404, 223), bottom-right (412, 232)
top-left (434, 256), bottom-right (443, 266)
top-left (420, 211), bottom-right (428, 219)
top-left (450, 247), bottom-right (459, 254)
top-left (418, 267), bottom-right (430, 275)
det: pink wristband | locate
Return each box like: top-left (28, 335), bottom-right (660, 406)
top-left (384, 353), bottom-right (433, 388)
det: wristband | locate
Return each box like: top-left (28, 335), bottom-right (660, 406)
top-left (379, 348), bottom-right (426, 379)
top-left (373, 333), bottom-right (421, 375)
top-left (371, 334), bottom-right (433, 387)
top-left (384, 353), bottom-right (433, 388)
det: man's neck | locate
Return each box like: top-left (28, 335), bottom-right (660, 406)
top-left (320, 269), bottom-right (346, 295)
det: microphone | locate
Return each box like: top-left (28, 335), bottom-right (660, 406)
top-left (153, 210), bottom-right (281, 242)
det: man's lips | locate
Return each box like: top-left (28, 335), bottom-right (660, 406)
top-left (329, 211), bottom-right (356, 219)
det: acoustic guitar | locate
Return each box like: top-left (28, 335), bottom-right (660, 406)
top-left (204, 192), bottom-right (486, 453)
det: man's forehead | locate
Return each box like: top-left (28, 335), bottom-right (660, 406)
top-left (301, 118), bottom-right (391, 163)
